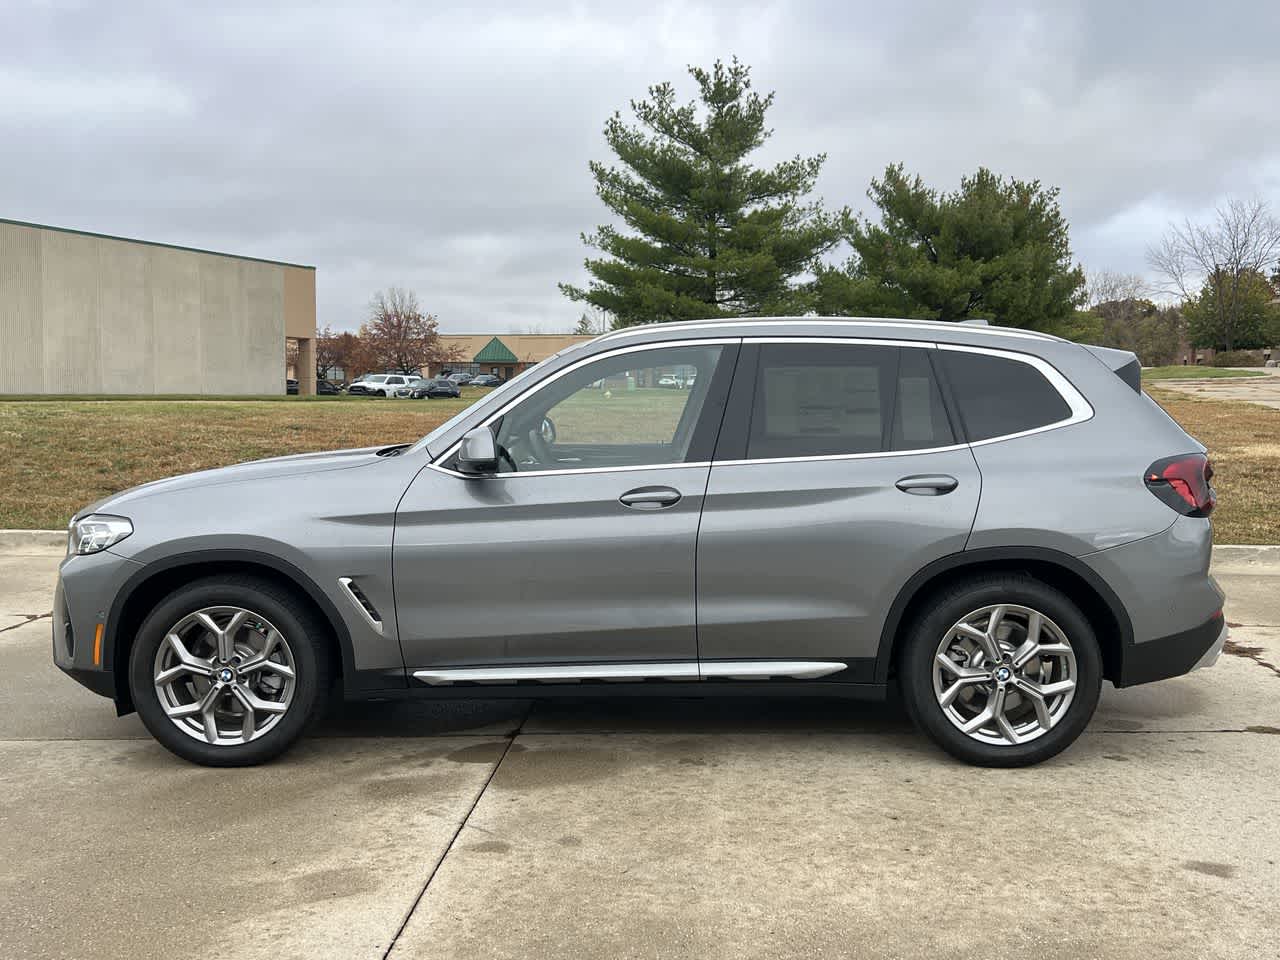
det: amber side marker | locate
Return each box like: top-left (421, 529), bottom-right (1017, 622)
top-left (93, 623), bottom-right (105, 666)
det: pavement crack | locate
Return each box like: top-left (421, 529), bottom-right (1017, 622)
top-left (1224, 640), bottom-right (1280, 679)
top-left (381, 702), bottom-right (531, 960)
top-left (0, 612), bottom-right (51, 633)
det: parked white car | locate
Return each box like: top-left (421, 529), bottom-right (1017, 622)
top-left (349, 374), bottom-right (411, 397)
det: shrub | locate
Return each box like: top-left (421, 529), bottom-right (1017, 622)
top-left (1212, 350), bottom-right (1266, 367)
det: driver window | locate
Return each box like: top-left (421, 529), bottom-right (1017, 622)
top-left (491, 344), bottom-right (724, 473)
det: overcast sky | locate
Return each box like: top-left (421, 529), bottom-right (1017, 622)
top-left (3, 0), bottom-right (1278, 333)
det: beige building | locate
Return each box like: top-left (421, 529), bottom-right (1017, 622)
top-left (0, 218), bottom-right (316, 395)
top-left (430, 333), bottom-right (596, 380)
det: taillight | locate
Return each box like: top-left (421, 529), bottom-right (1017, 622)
top-left (1144, 453), bottom-right (1215, 517)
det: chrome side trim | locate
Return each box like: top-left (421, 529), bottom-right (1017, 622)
top-left (337, 577), bottom-right (383, 635)
top-left (426, 460), bottom-right (712, 480)
top-left (712, 443), bottom-right (970, 468)
top-left (411, 659), bottom-right (849, 685)
top-left (413, 662), bottom-right (701, 685)
top-left (700, 660), bottom-right (848, 680)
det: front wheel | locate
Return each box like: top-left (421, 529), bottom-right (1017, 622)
top-left (129, 576), bottom-right (332, 766)
top-left (898, 574), bottom-right (1102, 767)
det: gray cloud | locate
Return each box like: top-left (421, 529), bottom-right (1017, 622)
top-left (3, 0), bottom-right (1277, 331)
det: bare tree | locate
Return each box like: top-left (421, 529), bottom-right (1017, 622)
top-left (1086, 270), bottom-right (1149, 307)
top-left (1147, 198), bottom-right (1280, 350)
top-left (314, 325), bottom-right (343, 381)
top-left (364, 288), bottom-right (460, 374)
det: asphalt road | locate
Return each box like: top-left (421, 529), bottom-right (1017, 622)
top-left (1, 541), bottom-right (1278, 959)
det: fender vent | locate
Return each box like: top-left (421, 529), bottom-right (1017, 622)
top-left (338, 577), bottom-right (384, 634)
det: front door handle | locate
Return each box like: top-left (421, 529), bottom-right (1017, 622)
top-left (895, 474), bottom-right (959, 496)
top-left (619, 486), bottom-right (682, 509)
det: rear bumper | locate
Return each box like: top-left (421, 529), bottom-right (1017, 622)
top-left (1115, 610), bottom-right (1227, 687)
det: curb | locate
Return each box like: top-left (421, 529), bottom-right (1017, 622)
top-left (3, 528), bottom-right (1279, 564)
top-left (0, 529), bottom-right (66, 549)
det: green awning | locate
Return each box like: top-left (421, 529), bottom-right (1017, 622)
top-left (473, 337), bottom-right (519, 363)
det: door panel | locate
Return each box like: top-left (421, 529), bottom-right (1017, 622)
top-left (393, 465), bottom-right (709, 667)
top-left (392, 340), bottom-right (738, 672)
top-left (696, 449), bottom-right (980, 665)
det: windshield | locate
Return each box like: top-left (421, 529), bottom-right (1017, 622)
top-left (365, 375), bottom-right (388, 383)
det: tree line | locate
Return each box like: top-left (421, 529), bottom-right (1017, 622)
top-left (312, 288), bottom-right (461, 381)
top-left (561, 57), bottom-right (1280, 364)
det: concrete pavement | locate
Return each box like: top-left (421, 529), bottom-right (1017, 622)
top-left (1154, 366), bottom-right (1280, 410)
top-left (1, 543), bottom-right (1278, 959)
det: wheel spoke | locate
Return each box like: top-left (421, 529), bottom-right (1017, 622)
top-left (939, 675), bottom-right (989, 709)
top-left (218, 610), bottom-right (249, 661)
top-left (195, 612), bottom-right (222, 640)
top-left (231, 684), bottom-right (288, 715)
top-left (239, 700), bottom-right (255, 741)
top-left (165, 633), bottom-right (213, 675)
top-left (935, 653), bottom-right (988, 679)
top-left (201, 696), bottom-right (220, 743)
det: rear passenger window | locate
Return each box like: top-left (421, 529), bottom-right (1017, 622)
top-left (746, 344), bottom-right (953, 459)
top-left (939, 350), bottom-right (1072, 441)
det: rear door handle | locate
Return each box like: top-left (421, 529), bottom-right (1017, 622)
top-left (895, 474), bottom-right (958, 496)
top-left (619, 486), bottom-right (682, 509)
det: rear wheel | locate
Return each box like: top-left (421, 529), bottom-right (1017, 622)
top-left (129, 576), bottom-right (332, 766)
top-left (898, 574), bottom-right (1102, 767)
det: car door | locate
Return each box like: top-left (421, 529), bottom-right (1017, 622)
top-left (695, 338), bottom-right (981, 682)
top-left (392, 339), bottom-right (739, 677)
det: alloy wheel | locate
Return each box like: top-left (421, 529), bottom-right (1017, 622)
top-left (931, 603), bottom-right (1077, 746)
top-left (152, 605), bottom-right (297, 745)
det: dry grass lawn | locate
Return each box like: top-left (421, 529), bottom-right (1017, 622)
top-left (0, 397), bottom-right (467, 529)
top-left (2, 387), bottom-right (1277, 543)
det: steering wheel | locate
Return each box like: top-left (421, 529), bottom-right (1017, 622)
top-left (527, 421), bottom-right (554, 465)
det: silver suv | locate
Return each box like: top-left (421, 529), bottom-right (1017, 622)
top-left (54, 318), bottom-right (1225, 767)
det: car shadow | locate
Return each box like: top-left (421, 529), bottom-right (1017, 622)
top-left (317, 694), bottom-right (914, 739)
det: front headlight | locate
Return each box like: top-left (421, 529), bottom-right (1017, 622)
top-left (68, 515), bottom-right (133, 556)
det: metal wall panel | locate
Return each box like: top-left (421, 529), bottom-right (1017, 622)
top-left (0, 223), bottom-right (43, 393)
top-left (0, 220), bottom-right (311, 395)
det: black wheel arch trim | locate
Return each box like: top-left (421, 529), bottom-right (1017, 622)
top-left (875, 545), bottom-right (1135, 684)
top-left (105, 549), bottom-right (391, 712)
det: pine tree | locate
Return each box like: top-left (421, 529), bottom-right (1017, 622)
top-left (561, 58), bottom-right (847, 325)
top-left (813, 164), bottom-right (1086, 332)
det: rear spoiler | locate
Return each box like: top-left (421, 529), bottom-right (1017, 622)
top-left (1083, 344), bottom-right (1141, 392)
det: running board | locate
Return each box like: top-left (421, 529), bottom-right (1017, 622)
top-left (412, 660), bottom-right (847, 686)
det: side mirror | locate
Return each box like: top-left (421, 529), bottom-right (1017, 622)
top-left (457, 426), bottom-right (498, 475)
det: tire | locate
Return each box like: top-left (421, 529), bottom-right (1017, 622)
top-left (129, 575), bottom-right (333, 766)
top-left (897, 573), bottom-right (1102, 767)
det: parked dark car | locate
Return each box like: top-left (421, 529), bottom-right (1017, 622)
top-left (407, 378), bottom-right (462, 399)
top-left (316, 381), bottom-right (341, 395)
top-left (285, 379), bottom-right (299, 395)
top-left (470, 374), bottom-right (503, 388)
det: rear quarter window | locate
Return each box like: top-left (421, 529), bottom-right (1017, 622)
top-left (939, 350), bottom-right (1072, 441)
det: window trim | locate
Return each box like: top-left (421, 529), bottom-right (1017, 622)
top-left (427, 337), bottom-right (740, 479)
top-left (935, 343), bottom-right (1093, 447)
top-left (711, 337), bottom-right (1091, 467)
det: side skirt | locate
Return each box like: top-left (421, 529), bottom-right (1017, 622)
top-left (345, 679), bottom-right (888, 703)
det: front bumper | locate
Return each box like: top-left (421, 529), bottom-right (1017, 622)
top-left (1115, 610), bottom-right (1227, 687)
top-left (53, 548), bottom-right (142, 706)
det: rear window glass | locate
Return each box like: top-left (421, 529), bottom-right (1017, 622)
top-left (746, 344), bottom-right (953, 459)
top-left (939, 350), bottom-right (1072, 441)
